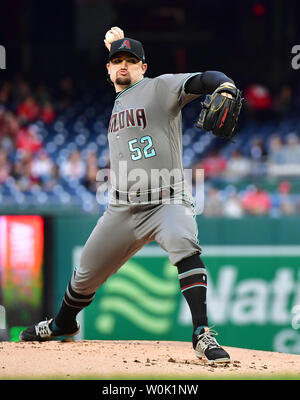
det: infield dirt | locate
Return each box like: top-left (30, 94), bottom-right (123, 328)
top-left (0, 340), bottom-right (300, 379)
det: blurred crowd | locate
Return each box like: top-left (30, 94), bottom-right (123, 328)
top-left (193, 131), bottom-right (300, 182)
top-left (201, 181), bottom-right (300, 218)
top-left (0, 75), bottom-right (101, 195)
top-left (243, 82), bottom-right (300, 121)
top-left (193, 132), bottom-right (300, 217)
top-left (0, 75), bottom-right (300, 217)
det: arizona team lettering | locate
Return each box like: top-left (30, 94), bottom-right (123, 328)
top-left (108, 108), bottom-right (147, 133)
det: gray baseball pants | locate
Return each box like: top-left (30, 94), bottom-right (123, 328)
top-left (71, 200), bottom-right (201, 295)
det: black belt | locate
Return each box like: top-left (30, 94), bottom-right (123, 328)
top-left (114, 187), bottom-right (174, 203)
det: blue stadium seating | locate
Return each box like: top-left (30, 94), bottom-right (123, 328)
top-left (1, 89), bottom-right (300, 214)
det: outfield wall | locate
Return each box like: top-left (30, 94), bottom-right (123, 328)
top-left (53, 215), bottom-right (300, 354)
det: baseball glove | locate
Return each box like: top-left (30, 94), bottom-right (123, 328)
top-left (196, 84), bottom-right (243, 139)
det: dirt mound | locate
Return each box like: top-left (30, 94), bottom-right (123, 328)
top-left (0, 340), bottom-right (300, 379)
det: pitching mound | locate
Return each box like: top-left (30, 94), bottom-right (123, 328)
top-left (0, 340), bottom-right (300, 379)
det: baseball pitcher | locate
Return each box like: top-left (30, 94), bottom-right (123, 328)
top-left (21, 27), bottom-right (242, 364)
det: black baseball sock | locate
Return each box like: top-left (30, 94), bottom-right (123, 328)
top-left (51, 282), bottom-right (95, 332)
top-left (176, 254), bottom-right (208, 332)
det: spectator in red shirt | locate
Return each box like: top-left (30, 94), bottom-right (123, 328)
top-left (244, 84), bottom-right (272, 111)
top-left (195, 150), bottom-right (227, 180)
top-left (40, 101), bottom-right (56, 124)
top-left (244, 84), bottom-right (273, 121)
top-left (16, 124), bottom-right (42, 154)
top-left (241, 185), bottom-right (272, 215)
top-left (17, 95), bottom-right (40, 123)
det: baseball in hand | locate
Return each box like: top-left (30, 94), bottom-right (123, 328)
top-left (105, 31), bottom-right (115, 44)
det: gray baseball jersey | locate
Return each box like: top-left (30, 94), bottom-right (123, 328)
top-left (71, 73), bottom-right (203, 296)
top-left (108, 73), bottom-right (201, 192)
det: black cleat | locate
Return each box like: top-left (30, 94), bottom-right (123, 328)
top-left (19, 318), bottom-right (80, 342)
top-left (193, 326), bottom-right (230, 364)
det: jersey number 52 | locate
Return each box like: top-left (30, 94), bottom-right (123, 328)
top-left (128, 135), bottom-right (156, 161)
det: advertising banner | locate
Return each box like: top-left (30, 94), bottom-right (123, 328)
top-left (0, 215), bottom-right (44, 330)
top-left (72, 244), bottom-right (300, 354)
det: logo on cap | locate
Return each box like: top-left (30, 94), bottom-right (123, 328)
top-left (119, 40), bottom-right (131, 50)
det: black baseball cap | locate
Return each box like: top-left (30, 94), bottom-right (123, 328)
top-left (108, 38), bottom-right (146, 63)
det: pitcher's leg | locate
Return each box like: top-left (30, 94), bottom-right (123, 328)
top-left (20, 204), bottom-right (142, 340)
top-left (55, 204), bottom-right (143, 331)
top-left (153, 202), bottom-right (229, 363)
top-left (72, 205), bottom-right (141, 295)
top-left (153, 202), bottom-right (201, 266)
top-left (153, 203), bottom-right (204, 309)
top-left (176, 253), bottom-right (208, 329)
top-left (20, 204), bottom-right (143, 341)
top-left (153, 203), bottom-right (207, 327)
